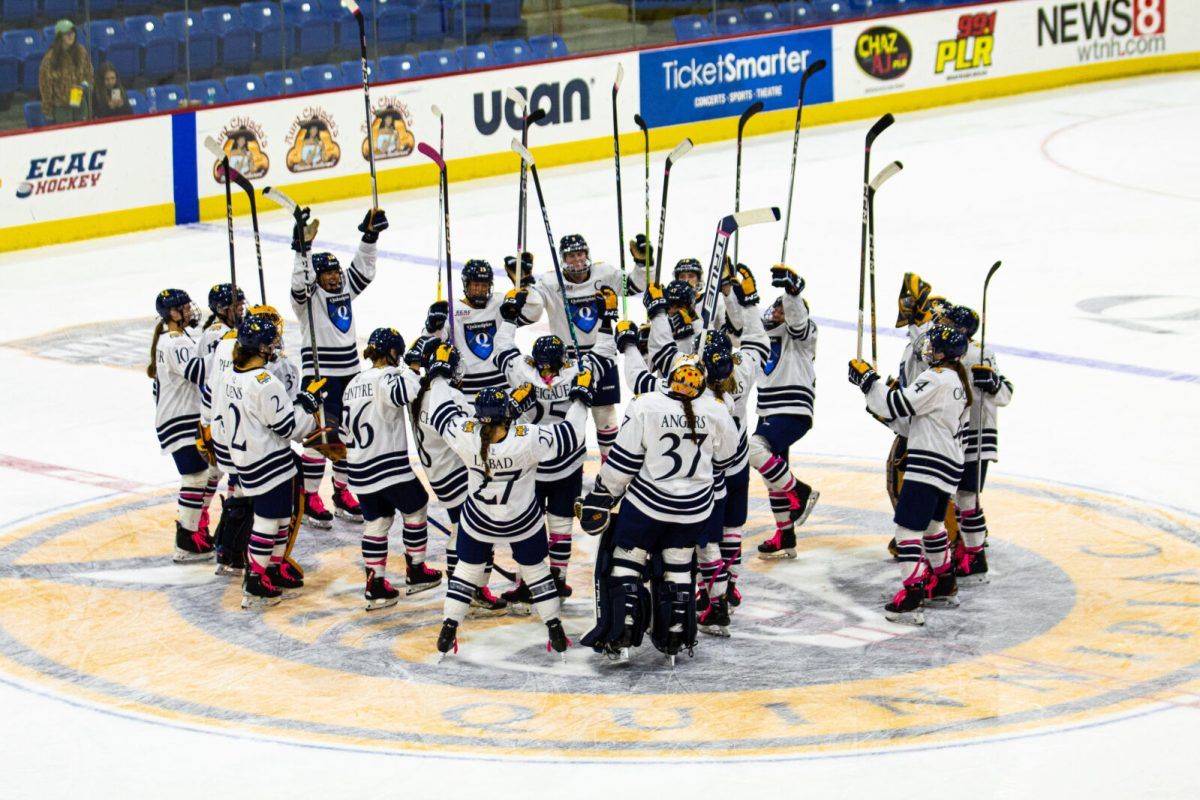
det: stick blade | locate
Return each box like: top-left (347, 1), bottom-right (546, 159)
top-left (511, 138), bottom-right (534, 165)
top-left (341, 0), bottom-right (361, 13)
top-left (527, 107), bottom-right (548, 125)
top-left (430, 104), bottom-right (442, 118)
top-left (869, 160), bottom-right (903, 191)
top-left (202, 135), bottom-right (225, 160)
top-left (633, 113), bottom-right (647, 131)
top-left (984, 260), bottom-right (1002, 287)
top-left (417, 141), bottom-right (445, 169)
top-left (804, 58), bottom-right (827, 79)
top-left (867, 113), bottom-right (896, 145)
top-left (615, 63), bottom-right (624, 91)
top-left (262, 186), bottom-right (298, 212)
top-left (740, 100), bottom-right (764, 125)
top-left (505, 87), bottom-right (526, 109)
top-left (732, 206), bottom-right (781, 228)
top-left (666, 138), bottom-right (694, 165)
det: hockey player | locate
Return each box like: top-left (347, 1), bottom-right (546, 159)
top-left (644, 279), bottom-right (701, 376)
top-left (149, 289), bottom-right (216, 563)
top-left (508, 234), bottom-right (643, 459)
top-left (942, 305), bottom-right (1014, 584)
top-left (424, 344), bottom-right (593, 661)
top-left (216, 315), bottom-right (325, 609)
top-left (201, 283), bottom-right (246, 363)
top-left (423, 259), bottom-right (508, 395)
top-left (750, 265), bottom-right (820, 559)
top-left (576, 354), bottom-right (739, 664)
top-left (290, 207), bottom-right (388, 525)
top-left (341, 328), bottom-right (442, 610)
top-left (849, 325), bottom-right (972, 625)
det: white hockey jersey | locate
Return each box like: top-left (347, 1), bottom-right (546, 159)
top-left (428, 378), bottom-right (587, 544)
top-left (153, 328), bottom-right (206, 454)
top-left (898, 320), bottom-right (933, 388)
top-left (215, 366), bottom-right (317, 496)
top-left (201, 331), bottom-right (237, 426)
top-left (201, 319), bottom-right (233, 370)
top-left (410, 375), bottom-right (469, 509)
top-left (289, 241), bottom-right (376, 376)
top-left (340, 365), bottom-right (422, 494)
top-left (425, 294), bottom-right (508, 395)
top-left (865, 365), bottom-right (967, 494)
top-left (756, 291), bottom-right (816, 419)
top-left (520, 261), bottom-right (643, 355)
top-left (599, 390), bottom-right (739, 524)
top-left (960, 341), bottom-right (1013, 462)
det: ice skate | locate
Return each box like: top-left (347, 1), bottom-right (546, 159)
top-left (197, 506), bottom-right (211, 540)
top-left (792, 486), bottom-right (820, 527)
top-left (884, 581), bottom-right (926, 626)
top-left (698, 596), bottom-right (731, 638)
top-left (925, 565), bottom-right (960, 608)
top-left (405, 555), bottom-right (442, 596)
top-left (725, 580), bottom-right (741, 612)
top-left (757, 526), bottom-right (797, 560)
top-left (332, 482), bottom-right (362, 523)
top-left (470, 586), bottom-right (509, 617)
top-left (887, 537), bottom-right (900, 560)
top-left (955, 547), bottom-right (990, 585)
top-left (546, 618), bottom-right (570, 662)
top-left (242, 567), bottom-right (282, 609)
top-left (550, 566), bottom-right (573, 599)
top-left (267, 561), bottom-right (304, 599)
top-left (602, 629), bottom-right (634, 662)
top-left (435, 618), bottom-right (459, 663)
top-left (364, 569), bottom-right (400, 611)
top-left (301, 491), bottom-right (333, 530)
top-left (501, 581), bottom-right (532, 616)
top-left (173, 522), bottom-right (215, 563)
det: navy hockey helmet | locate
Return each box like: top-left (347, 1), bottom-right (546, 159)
top-left (155, 288), bottom-right (198, 327)
top-left (368, 327), bottom-right (405, 363)
top-left (532, 335), bottom-right (566, 375)
top-left (462, 259), bottom-right (494, 306)
top-left (311, 252), bottom-right (344, 292)
top-left (237, 314), bottom-right (280, 356)
top-left (674, 258), bottom-right (703, 283)
top-left (701, 329), bottom-right (735, 382)
top-left (664, 280), bottom-right (695, 311)
top-left (473, 387), bottom-right (511, 424)
top-left (207, 283), bottom-right (245, 314)
top-left (943, 304), bottom-right (980, 339)
top-left (559, 233), bottom-right (591, 280)
top-left (925, 324), bottom-right (969, 363)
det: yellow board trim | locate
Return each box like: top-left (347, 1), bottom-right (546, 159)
top-left (4, 50), bottom-right (1198, 250)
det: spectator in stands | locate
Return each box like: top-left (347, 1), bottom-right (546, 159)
top-left (39, 20), bottom-right (94, 125)
top-left (92, 62), bottom-right (132, 119)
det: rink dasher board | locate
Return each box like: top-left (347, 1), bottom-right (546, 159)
top-left (1, 0), bottom-right (1198, 252)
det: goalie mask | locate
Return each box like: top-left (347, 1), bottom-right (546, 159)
top-left (667, 354), bottom-right (706, 401)
top-left (248, 304), bottom-right (283, 336)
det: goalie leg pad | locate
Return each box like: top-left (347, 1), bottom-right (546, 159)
top-left (580, 526), bottom-right (652, 650)
top-left (650, 548), bottom-right (697, 653)
top-left (214, 495), bottom-right (254, 572)
top-left (886, 435), bottom-right (907, 510)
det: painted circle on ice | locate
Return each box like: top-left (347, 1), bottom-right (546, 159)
top-left (1, 459), bottom-right (1198, 759)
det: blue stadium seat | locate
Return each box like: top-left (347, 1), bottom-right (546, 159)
top-left (90, 22), bottom-right (139, 80)
top-left (378, 54), bottom-right (419, 81)
top-left (410, 4), bottom-right (443, 42)
top-left (18, 52), bottom-right (41, 93)
top-left (24, 100), bottom-right (46, 128)
top-left (125, 88), bottom-right (145, 113)
top-left (300, 63), bottom-right (341, 92)
top-left (339, 59), bottom-right (374, 85)
top-left (203, 8), bottom-right (257, 70)
top-left (457, 44), bottom-right (493, 71)
top-left (87, 0), bottom-right (116, 14)
top-left (417, 49), bottom-right (458, 75)
top-left (710, 10), bottom-right (748, 35)
top-left (744, 4), bottom-right (782, 30)
top-left (87, 19), bottom-right (124, 51)
top-left (263, 68), bottom-right (301, 94)
top-left (286, 1), bottom-right (337, 59)
top-left (164, 12), bottom-right (218, 78)
top-left (672, 14), bottom-right (708, 41)
top-left (529, 34), bottom-right (566, 59)
top-left (2, 29), bottom-right (45, 60)
top-left (447, 0), bottom-right (485, 38)
top-left (491, 38), bottom-right (531, 65)
top-left (145, 83), bottom-right (183, 111)
top-left (376, 8), bottom-right (412, 45)
top-left (225, 73), bottom-right (267, 100)
top-left (811, 0), bottom-right (849, 20)
top-left (3, 0), bottom-right (37, 24)
top-left (241, 1), bottom-right (281, 32)
top-left (0, 54), bottom-right (18, 106)
top-left (189, 78), bottom-right (229, 105)
top-left (847, 0), bottom-right (881, 15)
top-left (124, 16), bottom-right (180, 82)
top-left (487, 0), bottom-right (522, 33)
top-left (777, 0), bottom-right (816, 25)
top-left (40, 0), bottom-right (78, 19)
top-left (122, 0), bottom-right (155, 13)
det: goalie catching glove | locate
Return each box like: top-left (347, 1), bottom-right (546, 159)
top-left (290, 207), bottom-right (319, 254)
top-left (195, 424), bottom-right (216, 466)
top-left (575, 490), bottom-right (617, 535)
top-left (897, 272), bottom-right (933, 327)
top-left (302, 427), bottom-right (346, 461)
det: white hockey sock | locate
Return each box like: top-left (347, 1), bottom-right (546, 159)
top-left (249, 515), bottom-right (279, 570)
top-left (402, 506), bottom-right (428, 564)
top-left (547, 514), bottom-right (573, 572)
top-left (519, 561), bottom-right (561, 622)
top-left (893, 526), bottom-right (927, 584)
top-left (445, 560), bottom-right (485, 623)
top-left (923, 519), bottom-right (950, 572)
top-left (300, 450), bottom-right (325, 494)
top-left (178, 470), bottom-right (208, 531)
top-left (362, 516), bottom-right (391, 573)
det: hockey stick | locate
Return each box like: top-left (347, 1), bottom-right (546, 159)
top-left (857, 113), bottom-right (895, 361)
top-left (975, 260), bottom-right (1002, 512)
top-left (633, 113), bottom-right (650, 290)
top-left (700, 207), bottom-right (780, 329)
top-left (507, 89), bottom-right (549, 261)
top-left (418, 142), bottom-right (455, 345)
top-left (867, 160), bottom-right (903, 367)
top-left (431, 104), bottom-right (445, 302)
top-left (732, 100), bottom-right (763, 267)
top-left (655, 138), bottom-right (694, 284)
top-left (511, 139), bottom-right (584, 363)
top-left (207, 138), bottom-right (238, 297)
top-left (344, 0), bottom-right (378, 210)
top-left (780, 58), bottom-right (826, 264)
top-left (204, 136), bottom-right (265, 303)
top-left (611, 64), bottom-right (628, 319)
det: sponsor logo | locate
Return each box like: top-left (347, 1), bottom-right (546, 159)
top-left (474, 81), bottom-right (592, 136)
top-left (855, 26), bottom-right (912, 80)
top-left (212, 118), bottom-right (269, 183)
top-left (1037, 0), bottom-right (1167, 63)
top-left (285, 107), bottom-right (342, 173)
top-left (363, 97), bottom-right (415, 162)
top-left (17, 150), bottom-right (106, 198)
top-left (935, 11), bottom-right (996, 79)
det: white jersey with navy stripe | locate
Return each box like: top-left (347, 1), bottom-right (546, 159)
top-left (289, 241), bottom-right (376, 377)
top-left (647, 312), bottom-right (697, 377)
top-left (215, 366), bottom-right (317, 496)
top-left (865, 365), bottom-right (967, 494)
top-left (411, 378), bottom-right (469, 509)
top-left (201, 331), bottom-right (237, 426)
top-left (153, 328), bottom-right (206, 454)
top-left (426, 295), bottom-right (507, 394)
top-left (520, 261), bottom-right (643, 355)
top-left (599, 390), bottom-right (739, 524)
top-left (267, 352), bottom-right (301, 399)
top-left (756, 291), bottom-right (816, 419)
top-left (340, 365), bottom-right (422, 495)
top-left (200, 320), bottom-right (233, 373)
top-left (428, 378), bottom-right (587, 544)
top-left (960, 341), bottom-right (1013, 462)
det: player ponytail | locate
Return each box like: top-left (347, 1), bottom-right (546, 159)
top-left (201, 312), bottom-right (218, 331)
top-left (951, 360), bottom-right (974, 409)
top-left (410, 373), bottom-right (432, 432)
top-left (681, 396), bottom-right (698, 443)
top-left (146, 320), bottom-right (165, 379)
top-left (232, 342), bottom-right (255, 369)
top-left (479, 423), bottom-right (495, 479)
top-left (363, 344), bottom-right (384, 365)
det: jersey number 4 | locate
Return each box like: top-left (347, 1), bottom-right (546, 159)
top-left (657, 432), bottom-right (708, 479)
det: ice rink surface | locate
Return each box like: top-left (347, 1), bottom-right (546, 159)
top-left (1, 71), bottom-right (1198, 797)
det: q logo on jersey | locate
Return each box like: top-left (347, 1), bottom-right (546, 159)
top-left (856, 26), bottom-right (912, 80)
top-left (569, 299), bottom-right (600, 334)
top-left (326, 297), bottom-right (352, 333)
top-left (464, 321), bottom-right (496, 359)
top-left (763, 339), bottom-right (782, 375)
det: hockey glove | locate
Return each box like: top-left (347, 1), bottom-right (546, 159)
top-left (425, 300), bottom-right (449, 333)
top-left (972, 364), bottom-right (1001, 395)
top-left (897, 272), bottom-right (933, 327)
top-left (569, 369), bottom-right (596, 406)
top-left (405, 335), bottom-right (433, 370)
top-left (575, 490), bottom-right (617, 535)
top-left (302, 427), bottom-right (347, 461)
top-left (508, 382), bottom-right (537, 417)
top-left (770, 265), bottom-right (805, 296)
top-left (290, 207), bottom-right (318, 254)
top-left (503, 251), bottom-right (535, 287)
top-left (613, 319), bottom-right (639, 352)
top-left (499, 288), bottom-right (528, 323)
top-left (195, 424), bottom-right (216, 466)
top-left (426, 343), bottom-right (459, 381)
top-left (358, 208), bottom-right (389, 243)
top-left (728, 263), bottom-right (760, 307)
top-left (628, 234), bottom-right (654, 269)
top-left (598, 287), bottom-right (619, 322)
top-left (669, 311), bottom-right (694, 341)
top-left (643, 283), bottom-right (667, 319)
top-left (296, 377), bottom-right (327, 415)
top-left (848, 359), bottom-right (880, 394)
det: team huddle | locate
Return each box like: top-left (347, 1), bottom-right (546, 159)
top-left (148, 204), bottom-right (1013, 665)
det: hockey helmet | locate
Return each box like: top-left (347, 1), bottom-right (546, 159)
top-left (532, 335), bottom-right (566, 375)
top-left (207, 283), bottom-right (246, 317)
top-left (368, 327), bottom-right (405, 364)
top-left (673, 258), bottom-right (703, 285)
top-left (155, 288), bottom-right (198, 327)
top-left (311, 252), bottom-right (344, 293)
top-left (664, 280), bottom-right (695, 312)
top-left (924, 324), bottom-right (968, 363)
top-left (248, 304), bottom-right (283, 335)
top-left (462, 259), bottom-right (494, 307)
top-left (701, 330), bottom-right (735, 382)
top-left (667, 354), bottom-right (706, 401)
top-left (943, 304), bottom-right (980, 339)
top-left (559, 233), bottom-right (591, 281)
top-left (474, 387), bottom-right (511, 424)
top-left (237, 314), bottom-right (280, 358)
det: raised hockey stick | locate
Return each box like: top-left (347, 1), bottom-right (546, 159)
top-left (418, 142), bottom-right (455, 344)
top-left (207, 138), bottom-right (238, 298)
top-left (507, 88), bottom-right (549, 261)
top-left (204, 136), bottom-right (265, 303)
top-left (780, 58), bottom-right (826, 264)
top-left (700, 207), bottom-right (781, 330)
top-left (857, 113), bottom-right (895, 362)
top-left (655, 137), bottom-right (694, 284)
top-left (611, 64), bottom-right (629, 319)
top-left (511, 139), bottom-right (584, 363)
top-left (633, 113), bottom-right (650, 290)
top-left (344, 0), bottom-right (379, 210)
top-left (867, 160), bottom-right (903, 367)
top-left (431, 104), bottom-right (445, 302)
top-left (732, 100), bottom-right (763, 267)
top-left (975, 260), bottom-right (1002, 511)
